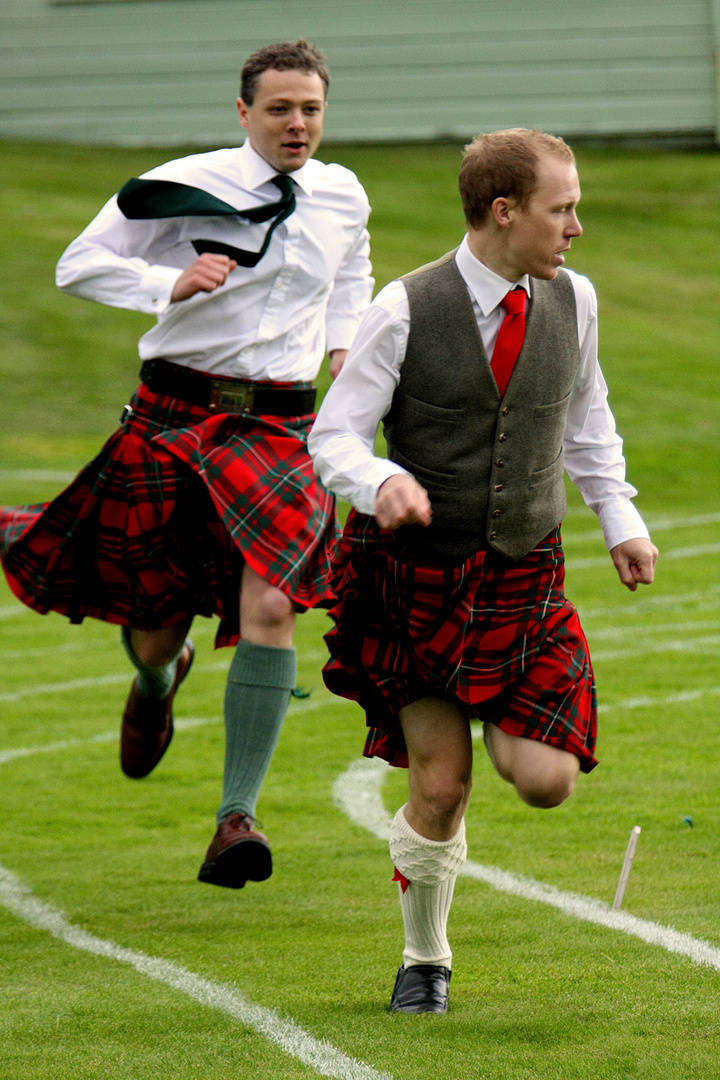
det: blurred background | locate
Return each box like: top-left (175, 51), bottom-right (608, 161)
top-left (2, 0), bottom-right (720, 149)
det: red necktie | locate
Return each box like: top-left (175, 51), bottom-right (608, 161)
top-left (490, 288), bottom-right (527, 397)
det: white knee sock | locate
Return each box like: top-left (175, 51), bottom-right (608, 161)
top-left (389, 805), bottom-right (467, 970)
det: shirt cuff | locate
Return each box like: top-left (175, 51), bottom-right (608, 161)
top-left (597, 497), bottom-right (651, 551)
top-left (135, 265), bottom-right (183, 316)
top-left (353, 459), bottom-right (411, 516)
top-left (326, 316), bottom-right (364, 355)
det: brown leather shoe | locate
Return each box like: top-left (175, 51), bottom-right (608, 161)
top-left (120, 640), bottom-right (194, 779)
top-left (198, 813), bottom-right (272, 889)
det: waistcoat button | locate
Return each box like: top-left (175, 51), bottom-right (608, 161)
top-left (492, 509), bottom-right (502, 518)
top-left (498, 433), bottom-right (508, 442)
top-left (496, 458), bottom-right (504, 467)
top-left (494, 484), bottom-right (503, 492)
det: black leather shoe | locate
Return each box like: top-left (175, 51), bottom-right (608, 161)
top-left (390, 964), bottom-right (451, 1014)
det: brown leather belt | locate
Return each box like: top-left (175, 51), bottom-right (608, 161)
top-left (140, 358), bottom-right (316, 416)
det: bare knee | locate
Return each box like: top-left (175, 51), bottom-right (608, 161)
top-left (514, 763), bottom-right (577, 808)
top-left (484, 723), bottom-right (579, 809)
top-left (254, 586), bottom-right (294, 628)
top-left (240, 568), bottom-right (295, 647)
top-left (408, 767), bottom-right (472, 839)
top-left (130, 625), bottom-right (188, 668)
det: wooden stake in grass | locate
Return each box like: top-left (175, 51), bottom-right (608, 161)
top-left (613, 825), bottom-right (641, 910)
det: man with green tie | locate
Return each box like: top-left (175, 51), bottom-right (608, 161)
top-left (0, 39), bottom-right (373, 889)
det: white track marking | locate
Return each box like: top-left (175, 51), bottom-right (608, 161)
top-left (0, 697), bottom-right (352, 765)
top-left (0, 469), bottom-right (77, 483)
top-left (333, 758), bottom-right (720, 973)
top-left (586, 619), bottom-right (720, 640)
top-left (592, 634), bottom-right (720, 662)
top-left (563, 512), bottom-right (720, 544)
top-left (598, 685), bottom-right (720, 712)
top-left (0, 701), bottom-right (388, 1080)
top-left (578, 586), bottom-right (720, 620)
top-left (0, 604), bottom-right (32, 620)
top-left (0, 865), bottom-right (393, 1080)
top-left (566, 542), bottom-right (720, 570)
top-left (0, 661), bottom-right (230, 703)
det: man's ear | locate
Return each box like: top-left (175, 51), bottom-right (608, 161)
top-left (237, 98), bottom-right (249, 130)
top-left (491, 196), bottom-right (513, 229)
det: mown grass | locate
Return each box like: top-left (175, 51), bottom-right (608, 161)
top-left (0, 139), bottom-right (719, 1080)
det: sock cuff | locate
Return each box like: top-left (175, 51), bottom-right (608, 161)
top-left (229, 640), bottom-right (297, 690)
top-left (389, 805), bottom-right (467, 885)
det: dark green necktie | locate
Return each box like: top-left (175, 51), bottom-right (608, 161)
top-left (116, 173), bottom-right (296, 267)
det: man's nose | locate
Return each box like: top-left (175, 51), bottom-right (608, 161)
top-left (567, 212), bottom-right (582, 237)
top-left (287, 108), bottom-right (306, 129)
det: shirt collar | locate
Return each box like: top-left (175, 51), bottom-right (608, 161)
top-left (454, 234), bottom-right (531, 315)
top-left (238, 139), bottom-right (315, 196)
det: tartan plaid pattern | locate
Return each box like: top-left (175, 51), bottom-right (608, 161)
top-left (323, 510), bottom-right (598, 773)
top-left (0, 380), bottom-right (339, 648)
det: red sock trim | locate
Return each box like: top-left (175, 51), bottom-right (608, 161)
top-left (392, 867), bottom-right (410, 894)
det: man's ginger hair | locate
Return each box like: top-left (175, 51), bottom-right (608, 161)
top-left (459, 128), bottom-right (575, 228)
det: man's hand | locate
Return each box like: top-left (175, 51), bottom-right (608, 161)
top-left (328, 349), bottom-right (348, 380)
top-left (610, 537), bottom-right (658, 591)
top-left (171, 253), bottom-right (238, 303)
top-left (375, 474), bottom-right (432, 530)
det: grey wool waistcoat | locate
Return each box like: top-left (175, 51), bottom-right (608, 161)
top-left (383, 251), bottom-right (581, 561)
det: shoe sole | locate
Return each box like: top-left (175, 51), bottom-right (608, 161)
top-left (197, 837), bottom-right (272, 889)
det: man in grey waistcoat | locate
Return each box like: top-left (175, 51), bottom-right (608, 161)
top-left (308, 128), bottom-right (657, 1013)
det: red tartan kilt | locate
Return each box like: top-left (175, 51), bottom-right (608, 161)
top-left (323, 511), bottom-right (598, 773)
top-left (0, 382), bottom-right (339, 647)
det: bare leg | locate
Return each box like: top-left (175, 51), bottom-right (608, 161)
top-left (483, 723), bottom-right (579, 808)
top-left (388, 696), bottom-right (470, 1002)
top-left (239, 563), bottom-right (296, 647)
top-left (128, 621), bottom-right (192, 668)
top-left (400, 696), bottom-right (473, 841)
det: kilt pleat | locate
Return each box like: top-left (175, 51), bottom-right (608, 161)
top-left (0, 382), bottom-right (339, 647)
top-left (323, 511), bottom-right (598, 772)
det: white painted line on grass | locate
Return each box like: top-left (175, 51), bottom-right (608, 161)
top-left (0, 604), bottom-right (32, 620)
top-left (597, 685), bottom-right (720, 713)
top-left (0, 718), bottom-right (215, 767)
top-left (0, 469), bottom-right (77, 483)
top-left (592, 634), bottom-right (720, 662)
top-left (0, 661), bottom-right (230, 703)
top-left (563, 512), bottom-right (720, 544)
top-left (334, 757), bottom-right (720, 974)
top-left (578, 585), bottom-right (720, 620)
top-left (0, 863), bottom-right (393, 1080)
top-left (587, 619), bottom-right (720, 641)
top-left (0, 697), bottom-right (352, 765)
top-left (566, 542), bottom-right (720, 570)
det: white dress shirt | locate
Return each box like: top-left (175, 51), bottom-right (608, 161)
top-left (309, 235), bottom-right (649, 552)
top-left (56, 141), bottom-right (374, 381)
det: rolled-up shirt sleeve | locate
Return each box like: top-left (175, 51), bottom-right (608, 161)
top-left (309, 281), bottom-right (410, 513)
top-left (563, 272), bottom-right (650, 550)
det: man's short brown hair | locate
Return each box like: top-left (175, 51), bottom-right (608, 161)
top-left (459, 129), bottom-right (575, 229)
top-left (240, 40), bottom-right (329, 105)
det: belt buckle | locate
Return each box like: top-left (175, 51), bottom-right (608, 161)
top-left (208, 380), bottom-right (256, 414)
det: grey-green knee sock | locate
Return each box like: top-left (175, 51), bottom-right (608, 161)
top-left (121, 626), bottom-right (179, 700)
top-left (217, 639), bottom-right (297, 825)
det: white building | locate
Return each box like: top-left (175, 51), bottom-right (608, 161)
top-left (2, 0), bottom-right (719, 146)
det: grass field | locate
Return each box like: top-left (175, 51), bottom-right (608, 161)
top-left (1, 138), bottom-right (719, 1080)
